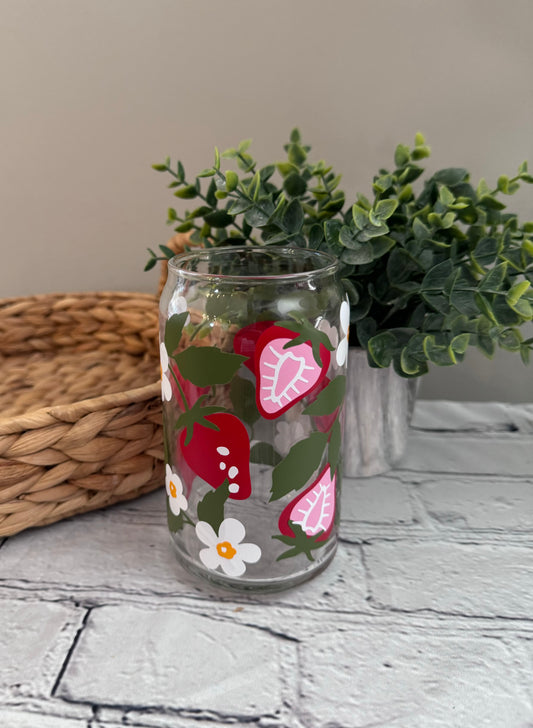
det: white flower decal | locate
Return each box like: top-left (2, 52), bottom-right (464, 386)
top-left (168, 292), bottom-right (190, 320)
top-left (166, 464), bottom-right (188, 515)
top-left (336, 299), bottom-right (350, 367)
top-left (160, 341), bottom-right (172, 401)
top-left (195, 518), bottom-right (261, 577)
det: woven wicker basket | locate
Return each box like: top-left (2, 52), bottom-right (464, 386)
top-left (0, 291), bottom-right (164, 537)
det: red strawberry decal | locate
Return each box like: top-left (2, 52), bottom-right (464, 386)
top-left (233, 320), bottom-right (274, 373)
top-left (278, 465), bottom-right (336, 542)
top-left (179, 412), bottom-right (252, 500)
top-left (255, 326), bottom-right (330, 419)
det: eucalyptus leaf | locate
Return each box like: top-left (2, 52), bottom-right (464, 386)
top-left (368, 332), bottom-right (397, 367)
top-left (282, 199), bottom-right (304, 234)
top-left (174, 185), bottom-right (197, 199)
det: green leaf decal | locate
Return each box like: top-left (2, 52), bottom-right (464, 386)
top-left (174, 347), bottom-right (247, 387)
top-left (328, 420), bottom-right (342, 476)
top-left (197, 480), bottom-right (230, 533)
top-left (230, 376), bottom-right (260, 427)
top-left (250, 441), bottom-right (283, 467)
top-left (270, 431), bottom-right (328, 501)
top-left (276, 318), bottom-right (334, 366)
top-left (274, 522), bottom-right (327, 561)
top-left (175, 395), bottom-right (226, 445)
top-left (303, 376), bottom-right (346, 416)
top-left (165, 312), bottom-right (189, 357)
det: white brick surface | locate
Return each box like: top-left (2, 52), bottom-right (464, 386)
top-left (56, 604), bottom-right (285, 719)
top-left (0, 516), bottom-right (175, 594)
top-left (0, 711), bottom-right (85, 728)
top-left (342, 475), bottom-right (414, 524)
top-left (418, 477), bottom-right (533, 531)
top-left (0, 511), bottom-right (368, 613)
top-left (402, 432), bottom-right (533, 475)
top-left (299, 629), bottom-right (532, 728)
top-left (2, 401), bottom-right (533, 726)
top-left (412, 400), bottom-right (516, 431)
top-left (0, 600), bottom-right (84, 701)
top-left (365, 541), bottom-right (533, 618)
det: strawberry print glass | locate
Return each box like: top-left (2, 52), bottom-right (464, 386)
top-left (159, 246), bottom-right (347, 591)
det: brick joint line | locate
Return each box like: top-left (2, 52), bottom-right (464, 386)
top-left (51, 606), bottom-right (93, 699)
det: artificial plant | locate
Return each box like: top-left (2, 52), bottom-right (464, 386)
top-left (148, 130), bottom-right (533, 376)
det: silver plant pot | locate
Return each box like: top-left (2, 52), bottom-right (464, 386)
top-left (343, 348), bottom-right (419, 478)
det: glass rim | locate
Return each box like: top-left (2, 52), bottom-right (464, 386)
top-left (167, 245), bottom-right (340, 283)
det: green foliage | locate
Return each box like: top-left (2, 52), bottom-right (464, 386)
top-left (302, 376), bottom-right (346, 416)
top-left (196, 480), bottom-right (229, 533)
top-left (173, 347), bottom-right (247, 388)
top-left (146, 128), bottom-right (347, 266)
top-left (270, 431), bottom-right (329, 501)
top-left (164, 312), bottom-right (189, 357)
top-left (229, 375), bottom-right (260, 427)
top-left (250, 441), bottom-right (283, 467)
top-left (274, 522), bottom-right (327, 562)
top-left (341, 133), bottom-right (533, 376)
top-left (150, 130), bottom-right (533, 377)
top-left (275, 317), bottom-right (335, 366)
top-left (175, 395), bottom-right (226, 446)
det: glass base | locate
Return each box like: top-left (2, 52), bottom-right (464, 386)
top-left (170, 536), bottom-right (338, 593)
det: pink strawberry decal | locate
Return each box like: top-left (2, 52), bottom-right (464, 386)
top-left (254, 325), bottom-right (330, 419)
top-left (179, 412), bottom-right (252, 500)
top-left (278, 465), bottom-right (336, 542)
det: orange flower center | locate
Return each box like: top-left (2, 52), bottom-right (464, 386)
top-left (216, 541), bottom-right (236, 560)
top-left (169, 480), bottom-right (177, 498)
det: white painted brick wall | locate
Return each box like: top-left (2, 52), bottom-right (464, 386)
top-left (416, 476), bottom-right (533, 531)
top-left (0, 710), bottom-right (86, 728)
top-left (0, 600), bottom-right (84, 701)
top-left (402, 433), bottom-right (533, 476)
top-left (1, 401), bottom-right (532, 727)
top-left (0, 509), bottom-right (369, 614)
top-left (56, 605), bottom-right (287, 720)
top-left (364, 541), bottom-right (533, 619)
top-left (342, 475), bottom-right (414, 525)
top-left (298, 628), bottom-right (532, 728)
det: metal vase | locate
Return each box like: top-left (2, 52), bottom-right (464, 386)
top-left (343, 348), bottom-right (419, 478)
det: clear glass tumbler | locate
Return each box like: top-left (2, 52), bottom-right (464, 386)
top-left (159, 246), bottom-right (348, 591)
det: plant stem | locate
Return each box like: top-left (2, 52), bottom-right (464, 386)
top-left (237, 152), bottom-right (256, 173)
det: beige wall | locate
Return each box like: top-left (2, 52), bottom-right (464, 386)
top-left (1, 0), bottom-right (532, 401)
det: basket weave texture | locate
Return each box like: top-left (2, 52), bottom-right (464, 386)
top-left (0, 291), bottom-right (164, 537)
